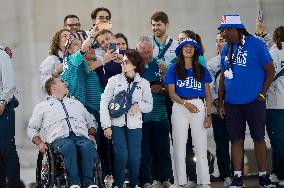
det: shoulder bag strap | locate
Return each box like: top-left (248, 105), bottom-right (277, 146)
top-left (273, 67), bottom-right (284, 82)
top-left (153, 38), bottom-right (173, 61)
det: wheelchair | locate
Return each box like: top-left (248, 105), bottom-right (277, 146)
top-left (36, 143), bottom-right (104, 188)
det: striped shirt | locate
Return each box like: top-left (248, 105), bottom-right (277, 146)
top-left (86, 70), bottom-right (102, 111)
top-left (60, 50), bottom-right (88, 105)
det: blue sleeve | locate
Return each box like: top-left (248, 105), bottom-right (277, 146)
top-left (256, 39), bottom-right (273, 66)
top-left (69, 50), bottom-right (86, 66)
top-left (203, 67), bottom-right (212, 83)
top-left (164, 64), bottom-right (176, 84)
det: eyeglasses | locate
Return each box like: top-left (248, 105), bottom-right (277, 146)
top-left (65, 23), bottom-right (81, 27)
top-left (97, 16), bottom-right (110, 21)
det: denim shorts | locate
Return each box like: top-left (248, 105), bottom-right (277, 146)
top-left (225, 100), bottom-right (266, 141)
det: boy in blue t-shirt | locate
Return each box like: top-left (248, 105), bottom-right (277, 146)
top-left (217, 14), bottom-right (275, 188)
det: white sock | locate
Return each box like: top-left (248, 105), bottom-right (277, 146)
top-left (259, 171), bottom-right (267, 176)
top-left (234, 171), bottom-right (242, 177)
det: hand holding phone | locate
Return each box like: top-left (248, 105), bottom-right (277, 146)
top-left (258, 10), bottom-right (263, 22)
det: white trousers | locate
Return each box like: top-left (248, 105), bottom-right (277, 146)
top-left (171, 99), bottom-right (210, 185)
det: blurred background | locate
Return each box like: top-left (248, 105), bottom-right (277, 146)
top-left (0, 0), bottom-right (283, 184)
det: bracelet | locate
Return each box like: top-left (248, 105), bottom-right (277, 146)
top-left (255, 31), bottom-right (267, 38)
top-left (0, 100), bottom-right (7, 106)
top-left (258, 93), bottom-right (266, 100)
top-left (182, 100), bottom-right (186, 106)
top-left (207, 114), bottom-right (212, 117)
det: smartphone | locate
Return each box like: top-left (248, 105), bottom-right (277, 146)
top-left (108, 43), bottom-right (117, 52)
top-left (97, 22), bottom-right (112, 30)
top-left (118, 49), bottom-right (126, 55)
top-left (258, 10), bottom-right (263, 22)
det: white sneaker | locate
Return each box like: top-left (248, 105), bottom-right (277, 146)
top-left (168, 184), bottom-right (182, 188)
top-left (162, 181), bottom-right (172, 188)
top-left (104, 175), bottom-right (114, 188)
top-left (185, 181), bottom-right (197, 188)
top-left (152, 180), bottom-right (162, 188)
top-left (270, 174), bottom-right (279, 183)
top-left (143, 183), bottom-right (152, 188)
top-left (196, 185), bottom-right (211, 188)
top-left (278, 180), bottom-right (284, 186)
top-left (70, 185), bottom-right (81, 188)
top-left (224, 177), bottom-right (232, 188)
top-left (87, 185), bottom-right (98, 188)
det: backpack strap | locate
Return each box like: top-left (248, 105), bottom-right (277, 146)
top-left (153, 37), bottom-right (173, 61)
top-left (55, 54), bottom-right (63, 63)
top-left (273, 67), bottom-right (284, 82)
top-left (128, 82), bottom-right (138, 95)
top-left (215, 69), bottom-right (222, 82)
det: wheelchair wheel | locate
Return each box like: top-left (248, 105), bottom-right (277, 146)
top-left (36, 144), bottom-right (69, 188)
top-left (36, 145), bottom-right (55, 188)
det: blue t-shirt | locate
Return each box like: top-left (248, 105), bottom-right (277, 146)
top-left (164, 63), bottom-right (212, 97)
top-left (220, 36), bottom-right (273, 104)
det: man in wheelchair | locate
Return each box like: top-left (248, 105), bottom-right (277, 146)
top-left (27, 77), bottom-right (98, 188)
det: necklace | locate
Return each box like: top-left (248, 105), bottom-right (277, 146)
top-left (228, 35), bottom-right (246, 69)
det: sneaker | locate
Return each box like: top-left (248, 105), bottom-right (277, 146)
top-left (70, 185), bottom-right (81, 188)
top-left (224, 177), bottom-right (232, 188)
top-left (185, 181), bottom-right (197, 188)
top-left (269, 174), bottom-right (279, 183)
top-left (259, 174), bottom-right (276, 188)
top-left (162, 181), bottom-right (172, 188)
top-left (168, 184), bottom-right (182, 188)
top-left (104, 175), bottom-right (114, 188)
top-left (87, 185), bottom-right (98, 188)
top-left (143, 183), bottom-right (153, 188)
top-left (196, 185), bottom-right (211, 188)
top-left (229, 175), bottom-right (244, 188)
top-left (152, 180), bottom-right (162, 188)
top-left (278, 180), bottom-right (284, 186)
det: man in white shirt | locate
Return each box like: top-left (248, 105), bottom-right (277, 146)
top-left (27, 77), bottom-right (98, 188)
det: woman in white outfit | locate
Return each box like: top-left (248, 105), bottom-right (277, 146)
top-left (100, 49), bottom-right (153, 188)
top-left (165, 38), bottom-right (212, 188)
top-left (39, 29), bottom-right (71, 97)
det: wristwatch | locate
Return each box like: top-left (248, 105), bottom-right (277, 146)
top-left (0, 100), bottom-right (6, 106)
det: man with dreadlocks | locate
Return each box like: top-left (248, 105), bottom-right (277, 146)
top-left (217, 14), bottom-right (276, 188)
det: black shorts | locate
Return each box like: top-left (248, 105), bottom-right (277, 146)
top-left (225, 100), bottom-right (266, 141)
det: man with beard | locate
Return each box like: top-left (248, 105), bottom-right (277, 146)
top-left (150, 11), bottom-right (178, 71)
top-left (217, 14), bottom-right (275, 188)
top-left (150, 13), bottom-right (178, 185)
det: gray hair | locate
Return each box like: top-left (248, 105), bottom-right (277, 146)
top-left (136, 36), bottom-right (152, 49)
